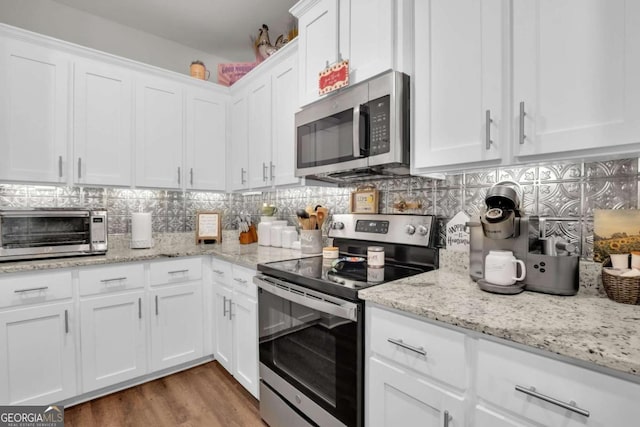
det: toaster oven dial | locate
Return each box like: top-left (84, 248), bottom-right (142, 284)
top-left (405, 225), bottom-right (416, 235)
top-left (332, 222), bottom-right (344, 230)
top-left (417, 225), bottom-right (429, 236)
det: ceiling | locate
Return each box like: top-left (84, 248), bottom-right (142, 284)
top-left (51, 0), bottom-right (298, 62)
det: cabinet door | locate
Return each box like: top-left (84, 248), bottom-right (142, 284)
top-left (149, 282), bottom-right (203, 371)
top-left (232, 291), bottom-right (259, 398)
top-left (513, 0), bottom-right (640, 159)
top-left (368, 356), bottom-right (466, 427)
top-left (271, 50), bottom-right (301, 187)
top-left (185, 87), bottom-right (226, 191)
top-left (295, 0), bottom-right (340, 106)
top-left (80, 291), bottom-right (147, 392)
top-left (344, 0), bottom-right (394, 84)
top-left (413, 0), bottom-right (504, 172)
top-left (247, 74), bottom-right (273, 190)
top-left (135, 75), bottom-right (183, 189)
top-left (228, 93), bottom-right (249, 191)
top-left (0, 302), bottom-right (76, 404)
top-left (74, 59), bottom-right (132, 186)
top-left (0, 38), bottom-right (69, 184)
top-left (213, 282), bottom-right (234, 373)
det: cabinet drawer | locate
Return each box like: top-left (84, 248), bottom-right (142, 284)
top-left (78, 263), bottom-right (144, 296)
top-left (150, 257), bottom-right (202, 286)
top-left (231, 265), bottom-right (256, 298)
top-left (477, 339), bottom-right (640, 426)
top-left (211, 258), bottom-right (232, 284)
top-left (0, 270), bottom-right (72, 308)
top-left (367, 306), bottom-right (467, 389)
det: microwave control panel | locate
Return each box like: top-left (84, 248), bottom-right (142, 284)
top-left (368, 95), bottom-right (390, 155)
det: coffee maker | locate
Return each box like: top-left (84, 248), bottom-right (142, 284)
top-left (468, 181), bottom-right (579, 295)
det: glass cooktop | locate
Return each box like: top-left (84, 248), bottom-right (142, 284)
top-left (257, 255), bottom-right (430, 301)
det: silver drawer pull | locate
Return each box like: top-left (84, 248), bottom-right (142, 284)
top-left (519, 101), bottom-right (526, 144)
top-left (100, 277), bottom-right (127, 283)
top-left (213, 269), bottom-right (225, 275)
top-left (444, 410), bottom-right (451, 427)
top-left (233, 278), bottom-right (248, 284)
top-left (515, 385), bottom-right (590, 417)
top-left (387, 338), bottom-right (427, 356)
top-left (168, 269), bottom-right (189, 275)
top-left (65, 309), bottom-right (69, 334)
top-left (14, 286), bottom-right (49, 293)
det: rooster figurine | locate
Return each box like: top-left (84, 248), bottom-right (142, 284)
top-left (253, 24), bottom-right (277, 61)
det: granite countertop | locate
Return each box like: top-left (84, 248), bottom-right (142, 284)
top-left (359, 267), bottom-right (640, 378)
top-left (0, 231), bottom-right (307, 273)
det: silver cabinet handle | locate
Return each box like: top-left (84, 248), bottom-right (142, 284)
top-left (14, 286), bottom-right (48, 293)
top-left (387, 338), bottom-right (427, 356)
top-left (519, 101), bottom-right (526, 144)
top-left (485, 110), bottom-right (493, 149)
top-left (155, 295), bottom-right (159, 316)
top-left (444, 410), bottom-right (451, 427)
top-left (78, 157), bottom-right (82, 179)
top-left (269, 161), bottom-right (275, 181)
top-left (353, 104), bottom-right (362, 158)
top-left (138, 297), bottom-right (142, 319)
top-left (262, 162), bottom-right (268, 182)
top-left (190, 168), bottom-right (194, 186)
top-left (177, 166), bottom-right (181, 184)
top-left (223, 296), bottom-right (229, 318)
top-left (515, 385), bottom-right (590, 417)
top-left (229, 301), bottom-right (234, 318)
top-left (241, 167), bottom-right (246, 185)
top-left (213, 269), bottom-right (224, 275)
top-left (233, 277), bottom-right (248, 284)
top-left (58, 156), bottom-right (63, 178)
top-left (64, 309), bottom-right (69, 334)
top-left (100, 277), bottom-right (127, 283)
top-left (168, 269), bottom-right (189, 275)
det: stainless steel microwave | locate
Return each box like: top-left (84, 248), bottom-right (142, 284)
top-left (295, 71), bottom-right (410, 183)
top-left (0, 208), bottom-right (108, 261)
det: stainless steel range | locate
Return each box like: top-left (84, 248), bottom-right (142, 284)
top-left (254, 214), bottom-right (438, 427)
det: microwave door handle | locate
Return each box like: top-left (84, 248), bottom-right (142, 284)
top-left (353, 105), bottom-right (362, 158)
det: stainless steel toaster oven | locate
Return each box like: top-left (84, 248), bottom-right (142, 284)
top-left (0, 208), bottom-right (107, 261)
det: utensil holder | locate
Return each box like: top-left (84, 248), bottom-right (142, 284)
top-left (300, 230), bottom-right (322, 254)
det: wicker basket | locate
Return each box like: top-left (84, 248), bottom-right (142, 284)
top-left (601, 261), bottom-right (640, 304)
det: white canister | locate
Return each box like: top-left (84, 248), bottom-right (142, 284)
top-left (367, 246), bottom-right (385, 268)
top-left (282, 226), bottom-right (298, 249)
top-left (257, 221), bottom-right (272, 246)
top-left (484, 250), bottom-right (526, 286)
top-left (270, 226), bottom-right (284, 247)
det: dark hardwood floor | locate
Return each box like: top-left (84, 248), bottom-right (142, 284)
top-left (65, 361), bottom-right (265, 427)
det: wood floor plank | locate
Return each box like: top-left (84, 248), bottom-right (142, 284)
top-left (64, 362), bottom-right (263, 427)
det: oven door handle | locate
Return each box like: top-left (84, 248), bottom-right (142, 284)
top-left (253, 275), bottom-right (358, 322)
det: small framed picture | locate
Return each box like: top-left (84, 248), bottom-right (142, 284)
top-left (196, 211), bottom-right (221, 244)
top-left (350, 187), bottom-right (379, 214)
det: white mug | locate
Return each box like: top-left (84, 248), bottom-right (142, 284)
top-left (484, 250), bottom-right (526, 286)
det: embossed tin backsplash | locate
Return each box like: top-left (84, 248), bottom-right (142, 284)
top-left (0, 158), bottom-right (637, 260)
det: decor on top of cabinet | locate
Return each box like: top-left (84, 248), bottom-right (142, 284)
top-left (217, 62), bottom-right (257, 86)
top-left (319, 59), bottom-right (349, 95)
top-left (252, 24), bottom-right (290, 62)
top-left (196, 211), bottom-right (221, 244)
top-left (350, 185), bottom-right (379, 214)
top-left (189, 60), bottom-right (210, 80)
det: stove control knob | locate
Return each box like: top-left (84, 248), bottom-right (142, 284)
top-left (417, 225), bottom-right (429, 236)
top-left (405, 225), bottom-right (416, 235)
top-left (332, 222), bottom-right (344, 230)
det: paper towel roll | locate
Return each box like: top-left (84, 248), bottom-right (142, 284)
top-left (131, 212), bottom-right (154, 249)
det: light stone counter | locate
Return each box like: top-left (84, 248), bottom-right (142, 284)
top-left (0, 232), bottom-right (307, 273)
top-left (359, 256), bottom-right (640, 378)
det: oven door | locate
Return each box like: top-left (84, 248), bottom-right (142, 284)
top-left (295, 83), bottom-right (370, 178)
top-left (255, 274), bottom-right (363, 427)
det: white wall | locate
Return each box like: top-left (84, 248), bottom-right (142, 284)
top-left (0, 0), bottom-right (231, 76)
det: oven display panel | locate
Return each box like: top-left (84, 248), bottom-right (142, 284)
top-left (355, 220), bottom-right (389, 234)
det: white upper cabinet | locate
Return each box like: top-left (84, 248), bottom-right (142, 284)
top-left (0, 36), bottom-right (69, 184)
top-left (247, 74), bottom-right (273, 190)
top-left (135, 75), bottom-right (184, 189)
top-left (413, 0), bottom-right (505, 173)
top-left (228, 92), bottom-right (250, 191)
top-left (74, 58), bottom-right (133, 186)
top-left (513, 0), bottom-right (640, 160)
top-left (185, 86), bottom-right (227, 191)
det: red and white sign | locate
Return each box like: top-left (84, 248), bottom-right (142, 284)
top-left (319, 60), bottom-right (349, 95)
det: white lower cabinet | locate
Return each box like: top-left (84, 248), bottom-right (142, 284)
top-left (211, 259), bottom-right (259, 398)
top-left (0, 302), bottom-right (76, 404)
top-left (368, 356), bottom-right (466, 427)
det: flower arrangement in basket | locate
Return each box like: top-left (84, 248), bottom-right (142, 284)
top-left (601, 256), bottom-right (640, 305)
